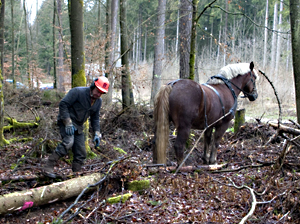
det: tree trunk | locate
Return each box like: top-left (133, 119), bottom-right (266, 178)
top-left (275, 0), bottom-right (283, 82)
top-left (263, 0), bottom-right (269, 69)
top-left (270, 3), bottom-right (277, 75)
top-left (143, 26), bottom-right (147, 61)
top-left (68, 0), bottom-right (86, 87)
top-left (0, 0), bottom-right (8, 146)
top-left (224, 0), bottom-right (228, 65)
top-left (53, 0), bottom-right (57, 90)
top-left (10, 0), bottom-right (15, 87)
top-left (23, 0), bottom-right (31, 88)
top-left (107, 0), bottom-right (119, 104)
top-left (57, 0), bottom-right (64, 92)
top-left (189, 0), bottom-right (198, 80)
top-left (179, 0), bottom-right (192, 79)
top-left (151, 0), bottom-right (166, 106)
top-left (290, 0), bottom-right (300, 122)
top-left (0, 173), bottom-right (104, 215)
top-left (97, 0), bottom-right (101, 28)
top-left (104, 0), bottom-right (111, 98)
top-left (176, 6), bottom-right (179, 54)
top-left (0, 0), bottom-right (5, 75)
top-left (120, 0), bottom-right (134, 108)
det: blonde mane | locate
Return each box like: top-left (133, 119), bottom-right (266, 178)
top-left (207, 63), bottom-right (259, 84)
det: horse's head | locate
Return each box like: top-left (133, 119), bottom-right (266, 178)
top-left (242, 62), bottom-right (258, 101)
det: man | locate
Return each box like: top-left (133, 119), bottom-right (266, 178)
top-left (43, 76), bottom-right (109, 177)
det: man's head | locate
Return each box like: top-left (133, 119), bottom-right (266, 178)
top-left (90, 76), bottom-right (110, 99)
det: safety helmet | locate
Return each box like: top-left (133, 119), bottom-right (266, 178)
top-left (94, 76), bottom-right (110, 93)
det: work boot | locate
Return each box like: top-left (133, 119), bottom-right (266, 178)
top-left (72, 162), bottom-right (82, 172)
top-left (43, 151), bottom-right (60, 178)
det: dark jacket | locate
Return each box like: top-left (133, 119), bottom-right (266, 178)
top-left (58, 87), bottom-right (102, 134)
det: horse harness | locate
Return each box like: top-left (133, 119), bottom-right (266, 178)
top-left (166, 73), bottom-right (256, 128)
top-left (202, 75), bottom-right (238, 127)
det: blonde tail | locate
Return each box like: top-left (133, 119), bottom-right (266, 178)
top-left (153, 85), bottom-right (173, 164)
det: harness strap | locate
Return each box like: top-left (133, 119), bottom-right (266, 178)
top-left (202, 83), bottom-right (225, 116)
top-left (202, 86), bottom-right (208, 127)
top-left (167, 79), bottom-right (181, 87)
top-left (207, 74), bottom-right (237, 115)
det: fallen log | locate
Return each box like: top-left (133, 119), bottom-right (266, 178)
top-left (146, 164), bottom-right (227, 174)
top-left (269, 123), bottom-right (300, 135)
top-left (0, 172), bottom-right (103, 215)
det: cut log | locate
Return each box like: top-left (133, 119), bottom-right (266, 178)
top-left (0, 172), bottom-right (103, 215)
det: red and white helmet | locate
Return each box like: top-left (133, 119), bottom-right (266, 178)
top-left (94, 76), bottom-right (109, 93)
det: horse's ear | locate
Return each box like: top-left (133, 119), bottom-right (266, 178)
top-left (250, 61), bottom-right (254, 71)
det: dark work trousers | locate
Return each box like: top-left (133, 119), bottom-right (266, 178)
top-left (55, 121), bottom-right (86, 165)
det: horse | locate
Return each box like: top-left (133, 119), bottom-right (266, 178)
top-left (153, 62), bottom-right (259, 165)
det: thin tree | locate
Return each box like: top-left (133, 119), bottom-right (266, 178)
top-left (10, 0), bottom-right (15, 87)
top-left (290, 0), bottom-right (300, 122)
top-left (275, 0), bottom-right (283, 81)
top-left (189, 0), bottom-right (217, 79)
top-left (120, 0), bottom-right (134, 108)
top-left (151, 0), bottom-right (166, 106)
top-left (0, 0), bottom-right (4, 75)
top-left (270, 2), bottom-right (278, 74)
top-left (53, 0), bottom-right (57, 90)
top-left (107, 0), bottom-right (119, 104)
top-left (0, 0), bottom-right (9, 146)
top-left (189, 0), bottom-right (198, 80)
top-left (57, 0), bottom-right (64, 91)
top-left (105, 0), bottom-right (111, 91)
top-left (263, 0), bottom-right (269, 69)
top-left (23, 0), bottom-right (31, 88)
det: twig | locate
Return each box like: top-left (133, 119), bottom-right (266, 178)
top-left (19, 101), bottom-right (40, 122)
top-left (258, 70), bottom-right (282, 126)
top-left (289, 119), bottom-right (300, 129)
top-left (212, 163), bottom-right (272, 173)
top-left (113, 202), bottom-right (162, 222)
top-left (215, 177), bottom-right (286, 224)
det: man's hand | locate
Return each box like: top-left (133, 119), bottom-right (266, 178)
top-left (93, 131), bottom-right (101, 147)
top-left (63, 118), bottom-right (76, 136)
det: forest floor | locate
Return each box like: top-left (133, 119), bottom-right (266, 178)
top-left (0, 87), bottom-right (300, 224)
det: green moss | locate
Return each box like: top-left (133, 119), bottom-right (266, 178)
top-left (126, 180), bottom-right (150, 192)
top-left (107, 193), bottom-right (132, 204)
top-left (72, 69), bottom-right (86, 87)
top-left (234, 109), bottom-right (245, 133)
top-left (113, 147), bottom-right (127, 154)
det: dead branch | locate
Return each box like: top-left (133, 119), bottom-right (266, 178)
top-left (289, 119), bottom-right (300, 129)
top-left (215, 177), bottom-right (286, 224)
top-left (273, 140), bottom-right (293, 171)
top-left (146, 164), bottom-right (227, 174)
top-left (56, 156), bottom-right (127, 223)
top-left (212, 163), bottom-right (273, 173)
top-left (258, 70), bottom-right (282, 125)
top-left (175, 110), bottom-right (233, 174)
top-left (269, 123), bottom-right (300, 135)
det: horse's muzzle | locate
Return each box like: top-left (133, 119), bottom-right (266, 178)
top-left (248, 91), bottom-right (258, 101)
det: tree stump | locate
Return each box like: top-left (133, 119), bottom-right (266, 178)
top-left (234, 109), bottom-right (245, 133)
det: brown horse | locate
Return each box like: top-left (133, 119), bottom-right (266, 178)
top-left (153, 62), bottom-right (259, 165)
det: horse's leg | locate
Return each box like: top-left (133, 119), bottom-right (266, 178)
top-left (203, 127), bottom-right (213, 164)
top-left (210, 122), bottom-right (230, 164)
top-left (174, 126), bottom-right (191, 166)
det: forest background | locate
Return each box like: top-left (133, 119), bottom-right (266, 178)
top-left (0, 0), bottom-right (297, 121)
top-left (1, 0), bottom-right (300, 222)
